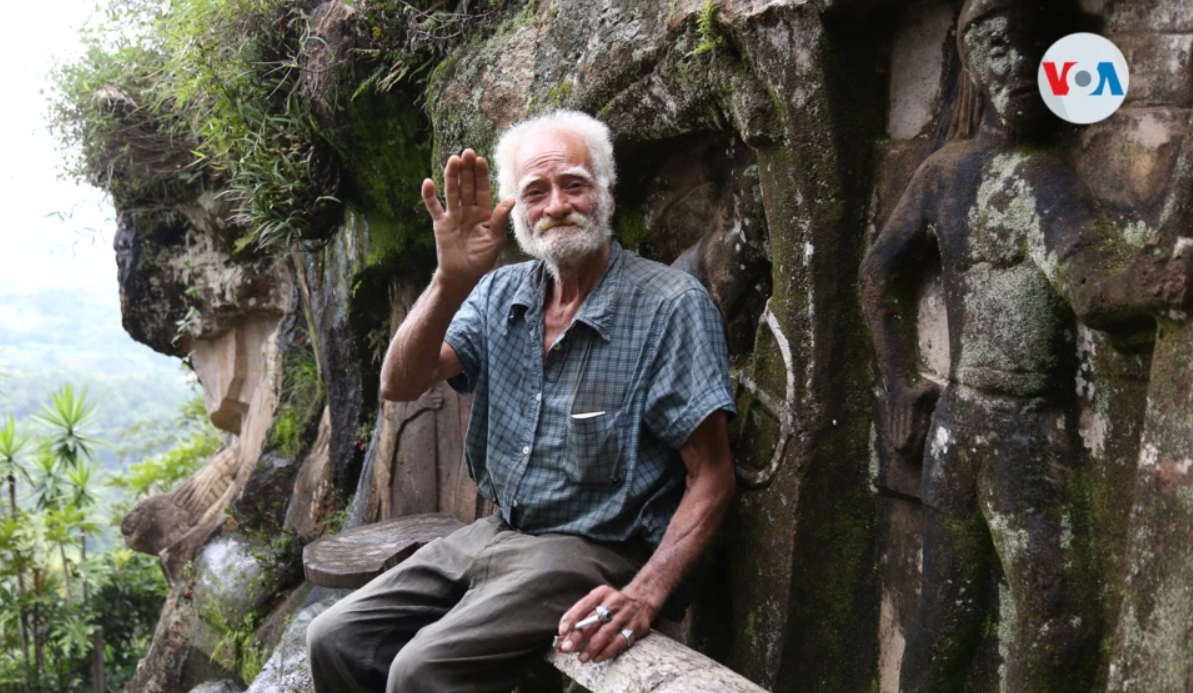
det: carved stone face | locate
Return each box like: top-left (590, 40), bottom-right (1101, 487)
top-left (961, 9), bottom-right (1052, 134)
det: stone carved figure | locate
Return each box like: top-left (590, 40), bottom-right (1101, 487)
top-left (121, 445), bottom-right (240, 580)
top-left (859, 1), bottom-right (1188, 689)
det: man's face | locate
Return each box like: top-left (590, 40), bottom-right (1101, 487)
top-left (511, 129), bottom-right (614, 269)
top-left (962, 9), bottom-right (1052, 134)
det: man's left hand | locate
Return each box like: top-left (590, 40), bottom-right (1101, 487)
top-left (557, 585), bottom-right (658, 664)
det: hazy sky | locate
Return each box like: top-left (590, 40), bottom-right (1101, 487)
top-left (0, 0), bottom-right (118, 295)
top-left (0, 0), bottom-right (188, 385)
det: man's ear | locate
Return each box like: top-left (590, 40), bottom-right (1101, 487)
top-left (609, 193), bottom-right (616, 217)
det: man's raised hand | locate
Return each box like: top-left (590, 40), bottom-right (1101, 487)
top-left (421, 148), bottom-right (516, 288)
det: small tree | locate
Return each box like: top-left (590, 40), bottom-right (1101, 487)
top-left (62, 466), bottom-right (103, 602)
top-left (0, 415), bottom-right (31, 520)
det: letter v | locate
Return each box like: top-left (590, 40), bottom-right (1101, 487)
top-left (1042, 62), bottom-right (1076, 96)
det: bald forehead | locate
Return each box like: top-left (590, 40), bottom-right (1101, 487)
top-left (512, 129), bottom-right (595, 184)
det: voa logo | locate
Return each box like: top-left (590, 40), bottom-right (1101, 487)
top-left (1038, 33), bottom-right (1129, 124)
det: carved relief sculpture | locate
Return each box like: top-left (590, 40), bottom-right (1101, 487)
top-left (121, 316), bottom-right (284, 581)
top-left (859, 0), bottom-right (1190, 689)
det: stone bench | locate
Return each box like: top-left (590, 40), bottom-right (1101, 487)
top-left (303, 514), bottom-right (767, 693)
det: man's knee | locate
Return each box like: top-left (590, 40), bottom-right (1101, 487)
top-left (387, 641), bottom-right (437, 693)
top-left (307, 606), bottom-right (350, 669)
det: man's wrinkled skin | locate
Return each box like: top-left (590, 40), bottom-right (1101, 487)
top-left (861, 2), bottom-right (1193, 691)
top-left (379, 128), bottom-right (735, 667)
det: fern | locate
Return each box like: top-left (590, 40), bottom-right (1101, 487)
top-left (687, 0), bottom-right (726, 58)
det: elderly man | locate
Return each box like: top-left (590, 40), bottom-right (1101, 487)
top-left (307, 110), bottom-right (737, 693)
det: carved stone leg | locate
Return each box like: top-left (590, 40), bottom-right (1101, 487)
top-left (901, 390), bottom-right (991, 693)
top-left (978, 404), bottom-right (1098, 693)
top-left (986, 506), bottom-right (1097, 693)
top-left (899, 507), bottom-right (991, 693)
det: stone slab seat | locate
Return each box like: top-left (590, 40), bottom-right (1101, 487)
top-left (303, 513), bottom-right (768, 693)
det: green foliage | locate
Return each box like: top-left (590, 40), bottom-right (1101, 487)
top-left (0, 381), bottom-right (196, 690)
top-left (320, 506), bottom-right (349, 538)
top-left (48, 0), bottom-right (518, 255)
top-left (351, 0), bottom-right (512, 95)
top-left (46, 8), bottom-right (193, 217)
top-left (0, 416), bottom-right (33, 515)
top-left (114, 389), bottom-right (215, 461)
top-left (269, 406), bottom-right (304, 460)
top-left (687, 0), bottom-right (726, 58)
top-left (209, 609), bottom-right (268, 685)
top-left (158, 0), bottom-right (346, 250)
top-left (110, 393), bottom-right (221, 511)
top-left (270, 338), bottom-right (325, 458)
top-left (48, 0), bottom-right (339, 251)
top-left (32, 385), bottom-right (102, 471)
top-left (110, 427), bottom-right (220, 503)
top-left (86, 549), bottom-right (169, 690)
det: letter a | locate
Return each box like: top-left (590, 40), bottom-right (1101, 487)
top-left (1043, 62), bottom-right (1076, 96)
top-left (1092, 62), bottom-right (1125, 96)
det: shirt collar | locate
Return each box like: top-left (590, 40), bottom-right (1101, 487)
top-left (510, 240), bottom-right (624, 342)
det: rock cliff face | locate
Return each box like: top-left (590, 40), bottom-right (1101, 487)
top-left (107, 1), bottom-right (1193, 692)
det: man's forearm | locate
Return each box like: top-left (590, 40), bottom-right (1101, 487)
top-left (379, 271), bottom-right (475, 401)
top-left (860, 252), bottom-right (923, 397)
top-left (622, 466), bottom-right (734, 615)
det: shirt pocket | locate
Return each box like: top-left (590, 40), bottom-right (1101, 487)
top-left (564, 409), bottom-right (624, 485)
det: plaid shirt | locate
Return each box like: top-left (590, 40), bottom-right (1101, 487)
top-left (444, 240), bottom-right (736, 546)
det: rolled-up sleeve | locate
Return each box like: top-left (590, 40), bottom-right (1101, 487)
top-left (443, 273), bottom-right (493, 396)
top-left (643, 287), bottom-right (737, 451)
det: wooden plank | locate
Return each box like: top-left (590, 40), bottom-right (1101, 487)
top-left (548, 630), bottom-right (768, 693)
top-left (302, 514), bottom-right (464, 589)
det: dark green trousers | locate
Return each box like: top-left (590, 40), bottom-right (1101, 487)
top-left (307, 513), bottom-right (645, 693)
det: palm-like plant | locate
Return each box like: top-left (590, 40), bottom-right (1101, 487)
top-left (29, 451), bottom-right (65, 512)
top-left (33, 385), bottom-right (101, 470)
top-left (0, 415), bottom-right (31, 519)
top-left (0, 415), bottom-right (33, 682)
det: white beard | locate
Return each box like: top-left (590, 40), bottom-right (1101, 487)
top-left (512, 191), bottom-right (614, 281)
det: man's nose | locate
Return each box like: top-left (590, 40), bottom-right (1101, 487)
top-left (544, 186), bottom-right (571, 217)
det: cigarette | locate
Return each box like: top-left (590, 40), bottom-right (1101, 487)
top-left (552, 614), bottom-right (603, 650)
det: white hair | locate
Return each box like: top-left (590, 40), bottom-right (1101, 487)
top-left (494, 109), bottom-right (617, 200)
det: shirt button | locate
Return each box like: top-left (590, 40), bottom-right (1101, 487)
top-left (512, 499), bottom-right (519, 508)
top-left (535, 392), bottom-right (542, 401)
top-left (522, 445), bottom-right (530, 455)
top-left (553, 343), bottom-right (561, 351)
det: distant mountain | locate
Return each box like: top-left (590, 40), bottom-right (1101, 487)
top-left (0, 284), bottom-right (182, 378)
top-left (0, 283), bottom-right (194, 471)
